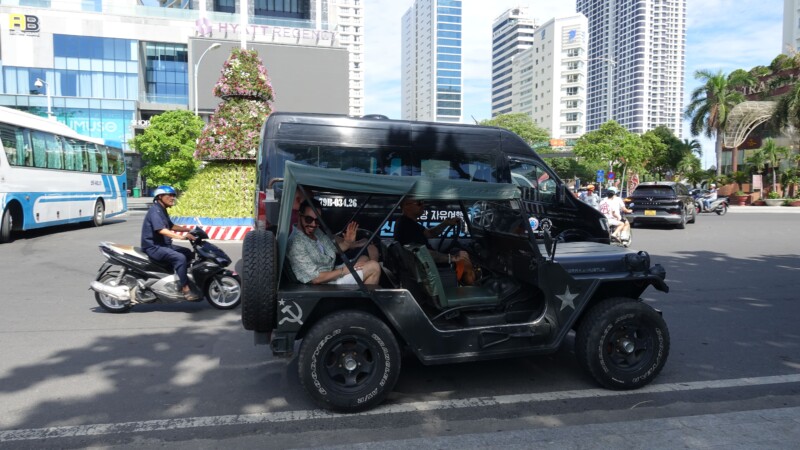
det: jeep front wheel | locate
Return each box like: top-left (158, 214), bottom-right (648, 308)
top-left (298, 311), bottom-right (401, 412)
top-left (575, 298), bottom-right (670, 390)
top-left (241, 229), bottom-right (276, 332)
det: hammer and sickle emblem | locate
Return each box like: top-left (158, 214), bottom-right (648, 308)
top-left (279, 301), bottom-right (304, 325)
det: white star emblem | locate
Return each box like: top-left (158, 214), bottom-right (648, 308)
top-left (278, 299), bottom-right (285, 307)
top-left (557, 285), bottom-right (578, 311)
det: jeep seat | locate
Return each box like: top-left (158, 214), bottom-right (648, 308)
top-left (408, 245), bottom-right (498, 309)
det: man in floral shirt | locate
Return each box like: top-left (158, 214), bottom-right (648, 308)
top-left (287, 199), bottom-right (381, 285)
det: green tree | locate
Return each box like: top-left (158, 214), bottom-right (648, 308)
top-left (479, 113), bottom-right (549, 146)
top-left (573, 121), bottom-right (649, 187)
top-left (760, 138), bottom-right (790, 194)
top-left (685, 69), bottom-right (745, 175)
top-left (684, 169), bottom-right (708, 188)
top-left (129, 110), bottom-right (204, 191)
top-left (746, 149), bottom-right (767, 174)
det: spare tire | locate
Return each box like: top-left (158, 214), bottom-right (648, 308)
top-left (241, 229), bottom-right (277, 332)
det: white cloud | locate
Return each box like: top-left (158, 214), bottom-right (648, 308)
top-left (365, 0), bottom-right (784, 169)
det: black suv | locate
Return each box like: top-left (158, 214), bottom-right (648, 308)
top-left (625, 182), bottom-right (696, 229)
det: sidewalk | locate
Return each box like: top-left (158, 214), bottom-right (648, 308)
top-left (728, 205), bottom-right (800, 213)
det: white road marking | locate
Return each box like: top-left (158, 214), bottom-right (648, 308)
top-left (2, 373), bottom-right (799, 442)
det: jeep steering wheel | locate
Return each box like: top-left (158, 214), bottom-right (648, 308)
top-left (437, 219), bottom-right (464, 254)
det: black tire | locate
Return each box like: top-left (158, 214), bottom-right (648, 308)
top-left (575, 298), bottom-right (669, 390)
top-left (94, 271), bottom-right (134, 313)
top-left (92, 200), bottom-right (105, 227)
top-left (206, 274), bottom-right (241, 309)
top-left (675, 209), bottom-right (686, 229)
top-left (1, 208), bottom-right (13, 244)
top-left (241, 229), bottom-right (276, 331)
top-left (298, 311), bottom-right (401, 412)
top-left (715, 204), bottom-right (728, 216)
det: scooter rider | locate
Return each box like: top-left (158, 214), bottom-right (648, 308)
top-left (141, 185), bottom-right (199, 301)
top-left (702, 184), bottom-right (718, 211)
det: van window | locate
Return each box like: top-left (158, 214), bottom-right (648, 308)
top-left (509, 158), bottom-right (556, 203)
top-left (273, 141), bottom-right (498, 182)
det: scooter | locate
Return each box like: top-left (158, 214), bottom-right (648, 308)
top-left (694, 196), bottom-right (729, 215)
top-left (90, 228), bottom-right (241, 313)
top-left (609, 214), bottom-right (632, 248)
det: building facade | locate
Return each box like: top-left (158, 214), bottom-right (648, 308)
top-left (510, 14), bottom-right (588, 141)
top-left (576, 0), bottom-right (686, 136)
top-left (401, 0), bottom-right (462, 123)
top-left (491, 6), bottom-right (537, 117)
top-left (0, 0), bottom-right (357, 154)
top-left (783, 0), bottom-right (800, 54)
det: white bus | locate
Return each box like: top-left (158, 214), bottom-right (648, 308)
top-left (0, 106), bottom-right (127, 243)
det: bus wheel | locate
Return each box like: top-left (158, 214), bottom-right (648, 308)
top-left (1, 208), bottom-right (13, 244)
top-left (93, 200), bottom-right (105, 227)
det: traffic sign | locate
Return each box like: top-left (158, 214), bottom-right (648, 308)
top-left (608, 172), bottom-right (615, 180)
top-left (596, 170), bottom-right (604, 183)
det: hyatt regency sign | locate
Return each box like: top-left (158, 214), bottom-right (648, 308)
top-left (195, 18), bottom-right (337, 46)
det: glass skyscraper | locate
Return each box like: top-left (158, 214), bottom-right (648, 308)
top-left (401, 0), bottom-right (462, 123)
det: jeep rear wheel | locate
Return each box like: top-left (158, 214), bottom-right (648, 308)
top-left (241, 229), bottom-right (276, 332)
top-left (575, 298), bottom-right (669, 390)
top-left (298, 311), bottom-right (401, 412)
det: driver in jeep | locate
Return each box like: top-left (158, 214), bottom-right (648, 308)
top-left (395, 197), bottom-right (475, 285)
top-left (287, 199), bottom-right (381, 285)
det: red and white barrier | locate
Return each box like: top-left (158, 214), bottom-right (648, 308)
top-left (178, 225), bottom-right (253, 241)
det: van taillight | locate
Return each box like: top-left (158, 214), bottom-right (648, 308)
top-left (256, 191), bottom-right (267, 229)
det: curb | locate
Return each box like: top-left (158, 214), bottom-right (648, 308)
top-left (172, 217), bottom-right (254, 241)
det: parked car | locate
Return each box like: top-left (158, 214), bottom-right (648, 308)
top-left (241, 162), bottom-right (671, 412)
top-left (624, 182), bottom-right (696, 229)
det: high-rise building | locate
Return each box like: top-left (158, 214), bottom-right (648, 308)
top-left (510, 14), bottom-right (588, 141)
top-left (576, 0), bottom-right (686, 136)
top-left (491, 6), bottom-right (537, 117)
top-left (401, 0), bottom-right (462, 123)
top-left (783, 0), bottom-right (800, 54)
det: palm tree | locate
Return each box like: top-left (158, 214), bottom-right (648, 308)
top-left (746, 149), bottom-right (767, 175)
top-left (680, 138), bottom-right (703, 157)
top-left (772, 82), bottom-right (800, 150)
top-left (685, 70), bottom-right (745, 176)
top-left (760, 138), bottom-right (790, 194)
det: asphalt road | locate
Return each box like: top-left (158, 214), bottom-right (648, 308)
top-left (0, 210), bottom-right (799, 448)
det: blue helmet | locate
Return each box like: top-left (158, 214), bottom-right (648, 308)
top-left (153, 185), bottom-right (177, 199)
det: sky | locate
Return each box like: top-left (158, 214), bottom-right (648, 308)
top-left (363, 0), bottom-right (786, 170)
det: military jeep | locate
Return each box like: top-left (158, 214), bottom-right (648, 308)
top-left (241, 162), bottom-right (670, 412)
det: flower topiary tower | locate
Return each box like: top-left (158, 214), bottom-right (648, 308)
top-left (171, 48), bottom-right (274, 221)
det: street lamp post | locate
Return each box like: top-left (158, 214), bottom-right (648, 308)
top-left (586, 57), bottom-right (617, 123)
top-left (34, 78), bottom-right (53, 119)
top-left (194, 43), bottom-right (221, 116)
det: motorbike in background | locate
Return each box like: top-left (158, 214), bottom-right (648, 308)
top-left (694, 195), bottom-right (729, 215)
top-left (90, 228), bottom-right (241, 313)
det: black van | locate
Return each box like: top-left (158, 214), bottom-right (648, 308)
top-left (255, 113), bottom-right (608, 243)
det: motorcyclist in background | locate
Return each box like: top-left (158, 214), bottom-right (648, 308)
top-left (600, 187), bottom-right (632, 242)
top-left (140, 185), bottom-right (199, 301)
top-left (702, 184), bottom-right (718, 211)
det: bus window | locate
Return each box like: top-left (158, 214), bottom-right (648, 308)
top-left (0, 124), bottom-right (20, 166)
top-left (64, 138), bottom-right (78, 171)
top-left (106, 146), bottom-right (120, 175)
top-left (98, 145), bottom-right (109, 173)
top-left (30, 131), bottom-right (50, 168)
top-left (87, 143), bottom-right (100, 172)
top-left (47, 135), bottom-right (64, 170)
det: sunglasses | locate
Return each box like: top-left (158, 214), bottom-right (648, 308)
top-left (300, 215), bottom-right (320, 225)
